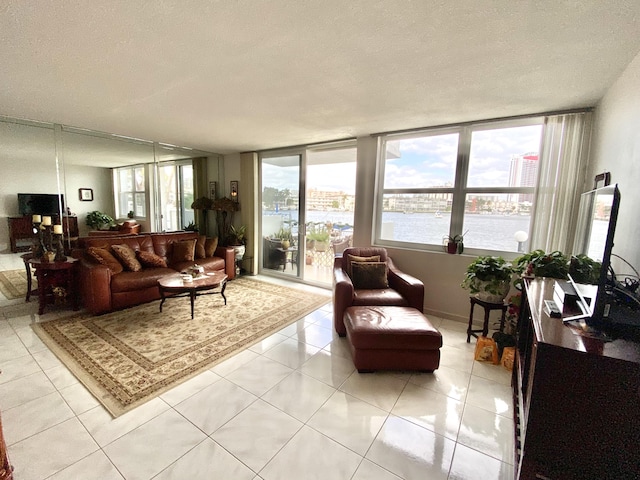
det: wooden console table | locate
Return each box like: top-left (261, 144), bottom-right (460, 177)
top-left (514, 278), bottom-right (640, 479)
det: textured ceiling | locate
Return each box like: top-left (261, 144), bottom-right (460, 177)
top-left (1, 1), bottom-right (640, 157)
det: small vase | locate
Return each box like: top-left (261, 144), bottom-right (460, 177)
top-left (281, 240), bottom-right (290, 250)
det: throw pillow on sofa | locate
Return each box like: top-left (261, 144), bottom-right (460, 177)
top-left (170, 239), bottom-right (197, 264)
top-left (351, 261), bottom-right (389, 289)
top-left (136, 250), bottom-right (167, 268)
top-left (86, 246), bottom-right (124, 274)
top-left (111, 244), bottom-right (142, 272)
top-left (204, 237), bottom-right (219, 257)
top-left (195, 235), bottom-right (207, 259)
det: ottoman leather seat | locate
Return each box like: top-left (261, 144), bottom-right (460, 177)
top-left (343, 306), bottom-right (442, 372)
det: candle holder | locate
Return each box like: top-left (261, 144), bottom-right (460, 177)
top-left (31, 219), bottom-right (46, 258)
top-left (54, 233), bottom-right (66, 261)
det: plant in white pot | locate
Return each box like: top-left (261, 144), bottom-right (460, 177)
top-left (227, 225), bottom-right (247, 260)
top-left (461, 255), bottom-right (514, 303)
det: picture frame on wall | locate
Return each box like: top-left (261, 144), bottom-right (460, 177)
top-left (209, 181), bottom-right (217, 200)
top-left (79, 188), bottom-right (93, 201)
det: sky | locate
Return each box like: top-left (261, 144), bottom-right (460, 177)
top-left (261, 124), bottom-right (543, 194)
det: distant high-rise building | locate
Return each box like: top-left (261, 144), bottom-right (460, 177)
top-left (509, 152), bottom-right (538, 204)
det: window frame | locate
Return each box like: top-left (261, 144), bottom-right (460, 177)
top-left (374, 116), bottom-right (544, 256)
top-left (113, 163), bottom-right (147, 220)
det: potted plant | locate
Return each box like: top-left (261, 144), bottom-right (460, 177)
top-left (308, 223), bottom-right (330, 251)
top-left (227, 224), bottom-right (247, 260)
top-left (443, 234), bottom-right (464, 254)
top-left (569, 254), bottom-right (602, 284)
top-left (276, 227), bottom-right (293, 249)
top-left (513, 249), bottom-right (569, 279)
top-left (461, 255), bottom-right (514, 303)
top-left (86, 211), bottom-right (114, 230)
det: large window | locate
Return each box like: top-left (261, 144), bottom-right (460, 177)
top-left (114, 165), bottom-right (146, 219)
top-left (377, 118), bottom-right (544, 254)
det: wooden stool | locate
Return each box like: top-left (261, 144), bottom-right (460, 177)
top-left (466, 297), bottom-right (508, 342)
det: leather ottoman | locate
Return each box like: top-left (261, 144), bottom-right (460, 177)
top-left (343, 306), bottom-right (442, 373)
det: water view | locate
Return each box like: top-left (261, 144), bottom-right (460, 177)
top-left (265, 210), bottom-right (530, 253)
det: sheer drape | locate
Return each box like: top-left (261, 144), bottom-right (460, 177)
top-left (530, 112), bottom-right (593, 253)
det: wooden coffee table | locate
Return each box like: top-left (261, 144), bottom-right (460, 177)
top-left (158, 271), bottom-right (227, 319)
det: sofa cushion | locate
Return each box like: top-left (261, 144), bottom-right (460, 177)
top-left (353, 289), bottom-right (408, 307)
top-left (347, 254), bottom-right (381, 278)
top-left (195, 235), bottom-right (207, 259)
top-left (110, 268), bottom-right (175, 293)
top-left (86, 246), bottom-right (124, 274)
top-left (205, 237), bottom-right (219, 257)
top-left (136, 250), bottom-right (167, 268)
top-left (111, 244), bottom-right (142, 272)
top-left (170, 239), bottom-right (196, 264)
top-left (351, 261), bottom-right (389, 289)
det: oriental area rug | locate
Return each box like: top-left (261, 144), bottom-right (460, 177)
top-left (32, 277), bottom-right (330, 417)
top-left (0, 269), bottom-right (34, 300)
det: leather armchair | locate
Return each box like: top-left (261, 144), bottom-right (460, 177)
top-left (333, 247), bottom-right (425, 336)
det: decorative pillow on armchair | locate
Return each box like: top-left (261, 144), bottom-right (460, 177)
top-left (351, 261), bottom-right (389, 289)
top-left (346, 254), bottom-right (381, 278)
top-left (111, 244), bottom-right (142, 272)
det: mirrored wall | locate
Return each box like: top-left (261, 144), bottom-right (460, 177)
top-left (0, 115), bottom-right (220, 252)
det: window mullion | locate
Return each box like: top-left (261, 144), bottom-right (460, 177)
top-left (450, 127), bottom-right (471, 238)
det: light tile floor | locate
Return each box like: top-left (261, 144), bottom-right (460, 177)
top-left (0, 252), bottom-right (514, 480)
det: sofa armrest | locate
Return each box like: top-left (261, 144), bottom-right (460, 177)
top-left (333, 266), bottom-right (355, 336)
top-left (78, 259), bottom-right (113, 315)
top-left (215, 246), bottom-right (236, 280)
top-left (387, 258), bottom-right (425, 312)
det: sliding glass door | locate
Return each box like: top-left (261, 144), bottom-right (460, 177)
top-left (260, 154), bottom-right (302, 278)
top-left (259, 141), bottom-right (356, 286)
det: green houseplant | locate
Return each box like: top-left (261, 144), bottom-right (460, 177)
top-left (462, 255), bottom-right (514, 303)
top-left (513, 249), bottom-right (569, 280)
top-left (275, 226), bottom-right (293, 249)
top-left (307, 223), bottom-right (330, 251)
top-left (227, 224), bottom-right (247, 246)
top-left (568, 254), bottom-right (602, 284)
top-left (86, 211), bottom-right (114, 230)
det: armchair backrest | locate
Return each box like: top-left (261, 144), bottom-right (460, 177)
top-left (340, 247), bottom-right (389, 272)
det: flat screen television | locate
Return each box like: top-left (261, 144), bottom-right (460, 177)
top-left (570, 184), bottom-right (640, 338)
top-left (17, 193), bottom-right (64, 216)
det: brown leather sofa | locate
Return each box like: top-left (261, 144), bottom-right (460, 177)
top-left (333, 247), bottom-right (425, 336)
top-left (73, 231), bottom-right (235, 314)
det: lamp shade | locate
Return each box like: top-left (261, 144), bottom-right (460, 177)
top-left (514, 230), bottom-right (529, 243)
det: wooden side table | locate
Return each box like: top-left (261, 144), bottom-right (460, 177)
top-left (20, 252), bottom-right (39, 302)
top-left (28, 256), bottom-right (79, 315)
top-left (466, 297), bottom-right (508, 342)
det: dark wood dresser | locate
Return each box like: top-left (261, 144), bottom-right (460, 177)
top-left (513, 278), bottom-right (640, 480)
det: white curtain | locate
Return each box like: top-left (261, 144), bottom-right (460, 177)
top-left (530, 112), bottom-right (593, 253)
